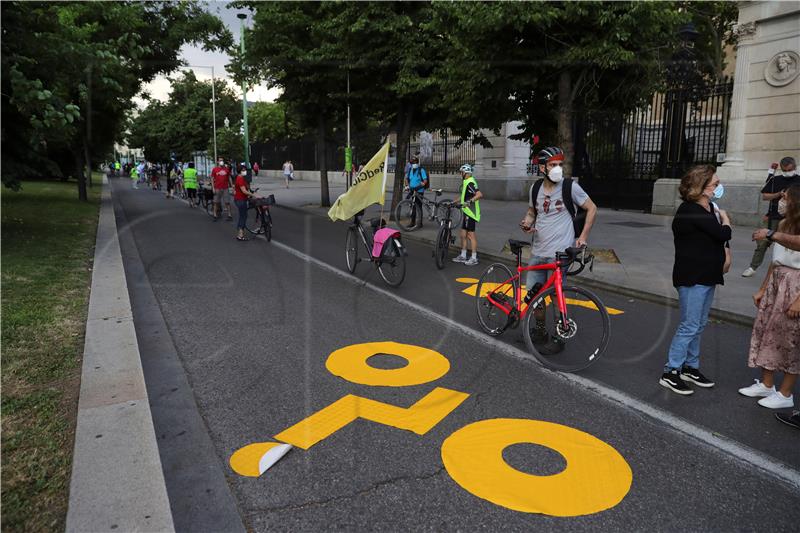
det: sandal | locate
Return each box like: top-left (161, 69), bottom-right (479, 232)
top-left (236, 235), bottom-right (249, 241)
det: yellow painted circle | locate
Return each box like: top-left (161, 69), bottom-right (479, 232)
top-left (326, 341), bottom-right (450, 386)
top-left (230, 442), bottom-right (284, 477)
top-left (441, 418), bottom-right (632, 516)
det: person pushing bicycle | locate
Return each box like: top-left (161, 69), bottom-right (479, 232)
top-left (404, 155), bottom-right (429, 228)
top-left (519, 147), bottom-right (598, 349)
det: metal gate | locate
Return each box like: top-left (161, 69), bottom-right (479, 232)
top-left (571, 79), bottom-right (733, 211)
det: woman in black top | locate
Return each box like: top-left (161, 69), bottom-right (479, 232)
top-left (659, 165), bottom-right (732, 396)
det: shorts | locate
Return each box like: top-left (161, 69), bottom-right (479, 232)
top-left (166, 178), bottom-right (175, 190)
top-left (213, 188), bottom-right (230, 204)
top-left (186, 188), bottom-right (197, 199)
top-left (461, 215), bottom-right (477, 232)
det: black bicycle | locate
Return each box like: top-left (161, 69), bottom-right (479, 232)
top-left (434, 201), bottom-right (461, 269)
top-left (345, 210), bottom-right (406, 287)
top-left (245, 190), bottom-right (274, 242)
top-left (394, 188), bottom-right (462, 231)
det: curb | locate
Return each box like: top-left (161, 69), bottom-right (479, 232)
top-left (277, 202), bottom-right (755, 328)
top-left (66, 179), bottom-right (175, 532)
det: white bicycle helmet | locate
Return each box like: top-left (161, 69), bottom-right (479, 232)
top-left (459, 164), bottom-right (473, 174)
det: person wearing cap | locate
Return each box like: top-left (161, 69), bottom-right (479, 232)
top-left (404, 155), bottom-right (430, 228)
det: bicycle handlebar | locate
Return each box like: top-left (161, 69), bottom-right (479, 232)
top-left (557, 246), bottom-right (594, 276)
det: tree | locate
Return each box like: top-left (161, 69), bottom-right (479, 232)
top-left (430, 1), bottom-right (685, 176)
top-left (1, 1), bottom-right (231, 198)
top-left (127, 72), bottom-right (241, 162)
top-left (248, 101), bottom-right (302, 142)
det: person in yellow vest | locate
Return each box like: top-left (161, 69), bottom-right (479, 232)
top-left (452, 164), bottom-right (483, 266)
top-left (130, 165), bottom-right (139, 189)
top-left (183, 162), bottom-right (199, 207)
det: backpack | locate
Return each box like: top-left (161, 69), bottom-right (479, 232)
top-left (530, 178), bottom-right (587, 237)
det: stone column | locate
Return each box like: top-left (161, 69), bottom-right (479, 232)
top-left (501, 121), bottom-right (529, 176)
top-left (718, 21), bottom-right (758, 182)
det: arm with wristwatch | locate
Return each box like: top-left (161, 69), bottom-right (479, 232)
top-left (753, 228), bottom-right (800, 251)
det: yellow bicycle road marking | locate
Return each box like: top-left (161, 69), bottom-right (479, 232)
top-left (274, 387), bottom-right (470, 450)
top-left (456, 277), bottom-right (624, 315)
top-left (326, 341), bottom-right (450, 387)
top-left (441, 418), bottom-right (632, 516)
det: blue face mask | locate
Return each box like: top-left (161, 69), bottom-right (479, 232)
top-left (713, 184), bottom-right (724, 199)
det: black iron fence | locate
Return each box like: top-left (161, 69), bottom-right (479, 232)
top-left (568, 79), bottom-right (733, 210)
top-left (408, 129), bottom-right (477, 174)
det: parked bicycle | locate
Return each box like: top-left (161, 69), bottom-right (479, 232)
top-left (345, 210), bottom-right (407, 287)
top-left (245, 190), bottom-right (274, 242)
top-left (475, 240), bottom-right (609, 372)
top-left (433, 201), bottom-right (460, 269)
top-left (395, 188), bottom-right (462, 231)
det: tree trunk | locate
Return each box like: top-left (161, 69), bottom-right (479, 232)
top-left (557, 70), bottom-right (575, 177)
top-left (317, 114), bottom-right (330, 207)
top-left (76, 152), bottom-right (87, 201)
top-left (84, 137), bottom-right (92, 191)
top-left (391, 102), bottom-right (414, 212)
top-left (85, 65), bottom-right (93, 188)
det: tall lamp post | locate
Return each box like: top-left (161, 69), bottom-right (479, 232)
top-left (184, 65), bottom-right (218, 163)
top-left (237, 13), bottom-right (250, 170)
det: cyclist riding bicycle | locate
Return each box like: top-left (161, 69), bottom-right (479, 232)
top-left (519, 146), bottom-right (598, 349)
top-left (404, 155), bottom-right (429, 227)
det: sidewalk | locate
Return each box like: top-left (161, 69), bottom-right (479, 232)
top-left (252, 175), bottom-right (764, 324)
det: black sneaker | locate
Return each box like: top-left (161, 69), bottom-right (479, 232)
top-left (680, 366), bottom-right (715, 388)
top-left (775, 411), bottom-right (800, 430)
top-left (659, 370), bottom-right (694, 395)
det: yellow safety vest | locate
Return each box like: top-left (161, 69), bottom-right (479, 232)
top-left (460, 176), bottom-right (481, 221)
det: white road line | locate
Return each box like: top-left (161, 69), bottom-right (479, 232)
top-left (269, 237), bottom-right (800, 493)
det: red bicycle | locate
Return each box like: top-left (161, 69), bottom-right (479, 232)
top-left (475, 239), bottom-right (610, 372)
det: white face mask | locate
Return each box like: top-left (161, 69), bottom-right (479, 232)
top-left (411, 163), bottom-right (419, 170)
top-left (547, 165), bottom-right (563, 183)
top-left (778, 198), bottom-right (788, 216)
top-left (218, 161), bottom-right (224, 166)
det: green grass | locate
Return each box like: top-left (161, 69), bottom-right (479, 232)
top-left (1, 179), bottom-right (101, 532)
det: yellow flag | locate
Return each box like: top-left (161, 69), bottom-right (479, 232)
top-left (328, 142), bottom-right (390, 222)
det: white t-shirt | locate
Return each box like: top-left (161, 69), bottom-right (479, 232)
top-left (773, 243), bottom-right (800, 269)
top-left (529, 179), bottom-right (589, 258)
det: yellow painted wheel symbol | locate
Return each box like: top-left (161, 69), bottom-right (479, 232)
top-left (441, 418), bottom-right (632, 516)
top-left (326, 341), bottom-right (450, 386)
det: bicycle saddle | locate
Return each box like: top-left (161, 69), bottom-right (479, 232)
top-left (508, 239), bottom-right (531, 254)
top-left (432, 189), bottom-right (443, 195)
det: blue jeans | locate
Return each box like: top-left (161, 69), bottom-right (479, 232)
top-left (664, 285), bottom-right (716, 372)
top-left (235, 200), bottom-right (248, 230)
top-left (525, 255), bottom-right (554, 290)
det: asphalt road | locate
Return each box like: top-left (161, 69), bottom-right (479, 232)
top-left (112, 178), bottom-right (800, 531)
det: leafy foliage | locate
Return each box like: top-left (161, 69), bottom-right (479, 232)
top-left (1, 1), bottom-right (230, 196)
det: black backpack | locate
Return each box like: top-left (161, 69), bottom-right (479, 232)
top-left (530, 178), bottom-right (587, 237)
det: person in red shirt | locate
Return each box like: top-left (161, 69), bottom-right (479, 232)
top-left (211, 158), bottom-right (233, 221)
top-left (233, 165), bottom-right (256, 241)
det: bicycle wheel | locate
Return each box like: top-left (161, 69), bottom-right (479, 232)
top-left (475, 263), bottom-right (517, 336)
top-left (434, 225), bottom-right (450, 270)
top-left (345, 227), bottom-right (359, 273)
top-left (264, 211), bottom-right (272, 242)
top-left (522, 285), bottom-right (610, 373)
top-left (245, 206), bottom-right (264, 234)
top-left (394, 199), bottom-right (418, 231)
top-left (206, 199), bottom-right (215, 217)
top-left (377, 238), bottom-right (406, 287)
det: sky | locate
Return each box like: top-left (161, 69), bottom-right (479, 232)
top-left (134, 1), bottom-right (280, 108)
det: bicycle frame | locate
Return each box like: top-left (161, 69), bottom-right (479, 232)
top-left (486, 256), bottom-right (569, 327)
top-left (351, 218), bottom-right (378, 262)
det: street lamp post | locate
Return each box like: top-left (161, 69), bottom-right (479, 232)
top-left (237, 13), bottom-right (250, 170)
top-left (184, 64), bottom-right (218, 163)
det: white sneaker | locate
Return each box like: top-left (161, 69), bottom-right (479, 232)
top-left (741, 267), bottom-right (756, 277)
top-left (757, 391), bottom-right (794, 409)
top-left (738, 379), bottom-right (775, 398)
top-left (452, 255), bottom-right (467, 263)
top-left (465, 257), bottom-right (479, 266)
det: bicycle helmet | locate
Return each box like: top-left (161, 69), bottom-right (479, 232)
top-left (459, 164), bottom-right (473, 174)
top-left (537, 146), bottom-right (564, 165)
